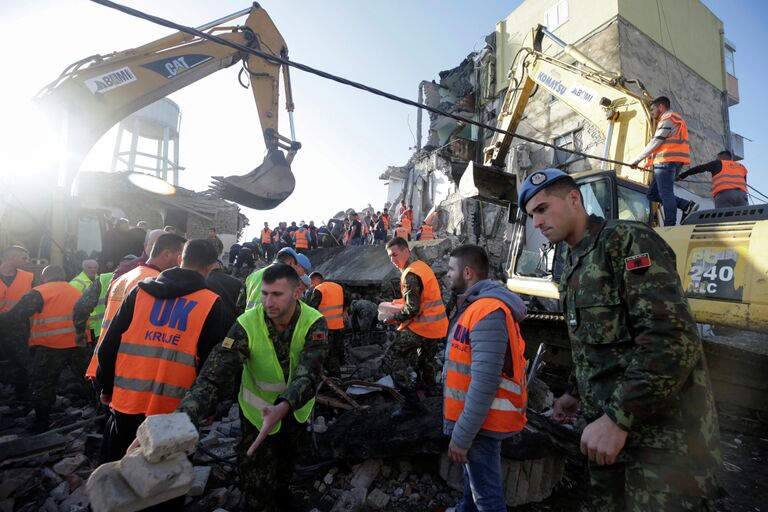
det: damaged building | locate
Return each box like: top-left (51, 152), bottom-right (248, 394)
top-left (382, 0), bottom-right (742, 274)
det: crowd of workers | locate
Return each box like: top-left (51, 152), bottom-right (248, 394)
top-left (228, 200), bottom-right (438, 276)
top-left (0, 101), bottom-right (737, 510)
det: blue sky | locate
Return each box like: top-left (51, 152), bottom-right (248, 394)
top-left (1, 1), bottom-right (765, 238)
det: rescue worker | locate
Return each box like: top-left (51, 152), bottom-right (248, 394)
top-left (394, 222), bottom-right (410, 241)
top-left (308, 221), bottom-right (319, 250)
top-left (69, 259), bottom-right (99, 293)
top-left (241, 247), bottom-right (304, 310)
top-left (86, 233), bottom-right (187, 381)
top-left (260, 222), bottom-right (273, 261)
top-left (399, 214), bottom-right (413, 234)
top-left (292, 223), bottom-right (311, 254)
top-left (1, 265), bottom-right (94, 432)
top-left (518, 168), bottom-right (721, 510)
top-left (97, 239), bottom-right (225, 462)
top-left (418, 223), bottom-right (435, 241)
top-left (678, 149), bottom-right (749, 208)
top-left (347, 212), bottom-right (364, 246)
top-left (308, 272), bottom-right (348, 377)
top-left (0, 245), bottom-right (35, 402)
top-left (348, 298), bottom-right (379, 340)
top-left (630, 96), bottom-right (698, 226)
top-left (444, 245), bottom-right (528, 512)
top-left (178, 264), bottom-right (328, 511)
top-left (383, 237), bottom-right (448, 418)
top-left (73, 271), bottom-right (114, 346)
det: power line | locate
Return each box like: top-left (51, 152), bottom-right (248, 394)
top-left (88, 0), bottom-right (637, 170)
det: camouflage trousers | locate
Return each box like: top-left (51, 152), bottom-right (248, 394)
top-left (589, 454), bottom-right (718, 511)
top-left (31, 346), bottom-right (94, 420)
top-left (237, 411), bottom-right (305, 512)
top-left (324, 329), bottom-right (345, 378)
top-left (384, 328), bottom-right (440, 395)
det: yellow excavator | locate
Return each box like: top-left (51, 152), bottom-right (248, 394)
top-left (35, 2), bottom-right (299, 210)
top-left (460, 25), bottom-right (768, 424)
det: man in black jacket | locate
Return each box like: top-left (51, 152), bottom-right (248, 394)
top-left (97, 239), bottom-right (227, 463)
top-left (206, 259), bottom-right (243, 330)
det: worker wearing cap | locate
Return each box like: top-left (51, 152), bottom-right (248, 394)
top-left (307, 272), bottom-right (349, 377)
top-left (677, 149), bottom-right (749, 209)
top-left (0, 245), bottom-right (36, 403)
top-left (518, 168), bottom-right (720, 510)
top-left (69, 259), bottom-right (99, 293)
top-left (0, 265), bottom-right (94, 432)
top-left (383, 236), bottom-right (448, 418)
top-left (241, 247), bottom-right (306, 310)
top-left (178, 264), bottom-right (328, 511)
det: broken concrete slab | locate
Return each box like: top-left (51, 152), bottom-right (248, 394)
top-left (349, 344), bottom-right (384, 363)
top-left (135, 413), bottom-right (198, 464)
top-left (188, 466), bottom-right (212, 497)
top-left (366, 487), bottom-right (391, 510)
top-left (59, 483), bottom-right (89, 512)
top-left (350, 459), bottom-right (381, 491)
top-left (307, 246), bottom-right (400, 286)
top-left (53, 454), bottom-right (88, 476)
top-left (119, 451), bottom-right (191, 498)
top-left (0, 432), bottom-right (67, 466)
top-left (330, 486), bottom-right (366, 512)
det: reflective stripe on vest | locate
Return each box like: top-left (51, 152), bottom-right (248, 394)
top-left (0, 269), bottom-right (34, 313)
top-left (90, 273), bottom-right (112, 337)
top-left (110, 288), bottom-right (218, 415)
top-left (712, 160), bottom-right (748, 197)
top-left (420, 225), bottom-right (434, 240)
top-left (29, 282), bottom-right (83, 349)
top-left (315, 281), bottom-right (345, 330)
top-left (245, 265), bottom-right (272, 310)
top-left (399, 260), bottom-right (448, 338)
top-left (261, 228), bottom-right (272, 244)
top-left (68, 272), bottom-right (92, 294)
top-left (650, 111), bottom-right (690, 165)
top-left (86, 265), bottom-right (160, 378)
top-left (238, 301), bottom-right (323, 434)
top-left (395, 227), bottom-right (409, 239)
top-left (444, 297), bottom-right (527, 433)
top-left (294, 230), bottom-right (309, 249)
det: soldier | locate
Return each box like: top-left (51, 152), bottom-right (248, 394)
top-left (307, 272), bottom-right (348, 377)
top-left (177, 264), bottom-right (328, 511)
top-left (382, 237), bottom-right (448, 418)
top-left (518, 168), bottom-right (721, 510)
top-left (240, 247), bottom-right (305, 310)
top-left (0, 265), bottom-right (94, 432)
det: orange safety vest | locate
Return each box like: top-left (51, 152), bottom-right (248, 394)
top-left (29, 282), bottom-right (82, 349)
top-left (294, 229), bottom-right (309, 249)
top-left (650, 111), bottom-right (690, 165)
top-left (444, 297), bottom-right (527, 432)
top-left (405, 208), bottom-right (413, 222)
top-left (400, 217), bottom-right (412, 233)
top-left (0, 269), bottom-right (34, 313)
top-left (315, 281), bottom-right (344, 330)
top-left (86, 265), bottom-right (160, 378)
top-left (712, 160), bottom-right (748, 197)
top-left (395, 226), bottom-right (410, 240)
top-left (381, 214), bottom-right (390, 230)
top-left (110, 288), bottom-right (218, 416)
top-left (420, 225), bottom-right (434, 241)
top-left (399, 260), bottom-right (448, 338)
top-left (261, 228), bottom-right (272, 244)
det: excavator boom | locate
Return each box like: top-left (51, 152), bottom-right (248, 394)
top-left (36, 3), bottom-right (298, 209)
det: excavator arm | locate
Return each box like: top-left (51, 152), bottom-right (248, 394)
top-left (36, 3), bottom-right (298, 209)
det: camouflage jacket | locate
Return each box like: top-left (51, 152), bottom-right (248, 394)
top-left (0, 289), bottom-right (43, 366)
top-left (73, 278), bottom-right (102, 338)
top-left (561, 215), bottom-right (720, 467)
top-left (179, 303), bottom-right (328, 426)
top-left (394, 258), bottom-right (423, 323)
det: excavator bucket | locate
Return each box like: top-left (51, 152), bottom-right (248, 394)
top-left (210, 150), bottom-right (296, 210)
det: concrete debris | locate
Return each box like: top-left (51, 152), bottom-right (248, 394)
top-left (188, 466), bottom-right (212, 497)
top-left (53, 454), bottom-right (88, 476)
top-left (119, 451), bottom-right (191, 498)
top-left (135, 413), bottom-right (199, 463)
top-left (350, 459), bottom-right (381, 491)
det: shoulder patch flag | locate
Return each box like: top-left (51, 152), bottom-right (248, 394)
top-left (311, 332), bottom-right (327, 341)
top-left (625, 253), bottom-right (651, 271)
top-left (222, 337), bottom-right (235, 349)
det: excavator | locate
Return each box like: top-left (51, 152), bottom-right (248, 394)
top-left (35, 2), bottom-right (299, 210)
top-left (459, 25), bottom-right (768, 426)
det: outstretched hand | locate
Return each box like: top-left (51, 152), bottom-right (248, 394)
top-left (247, 401), bottom-right (291, 456)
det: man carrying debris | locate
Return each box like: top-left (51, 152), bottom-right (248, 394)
top-left (69, 259), bottom-right (99, 293)
top-left (0, 265), bottom-right (94, 432)
top-left (96, 239), bottom-right (226, 462)
top-left (383, 237), bottom-right (448, 418)
top-left (241, 247), bottom-right (305, 310)
top-left (178, 264), bottom-right (328, 511)
top-left (519, 168), bottom-right (721, 510)
top-left (308, 271), bottom-right (349, 377)
top-left (444, 245), bottom-right (528, 512)
top-left (677, 149), bottom-right (750, 208)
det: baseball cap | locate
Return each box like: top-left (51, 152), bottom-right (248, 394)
top-left (296, 253), bottom-right (312, 272)
top-left (517, 168), bottom-right (574, 214)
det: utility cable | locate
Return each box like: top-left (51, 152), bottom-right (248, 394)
top-left (88, 0), bottom-right (640, 170)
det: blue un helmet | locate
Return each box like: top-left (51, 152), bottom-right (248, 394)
top-left (517, 168), bottom-right (573, 214)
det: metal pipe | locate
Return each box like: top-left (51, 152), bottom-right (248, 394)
top-left (539, 26), bottom-right (610, 75)
top-left (539, 26), bottom-right (567, 48)
top-left (601, 120), bottom-right (615, 169)
top-left (195, 6), bottom-right (252, 31)
top-left (288, 112), bottom-right (296, 142)
top-left (416, 82), bottom-right (423, 150)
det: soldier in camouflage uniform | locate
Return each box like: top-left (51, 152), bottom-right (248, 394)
top-left (382, 237), bottom-right (448, 418)
top-left (519, 169), bottom-right (720, 511)
top-left (178, 264), bottom-right (328, 511)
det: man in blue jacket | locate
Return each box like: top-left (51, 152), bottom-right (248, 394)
top-left (444, 244), bottom-right (528, 512)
